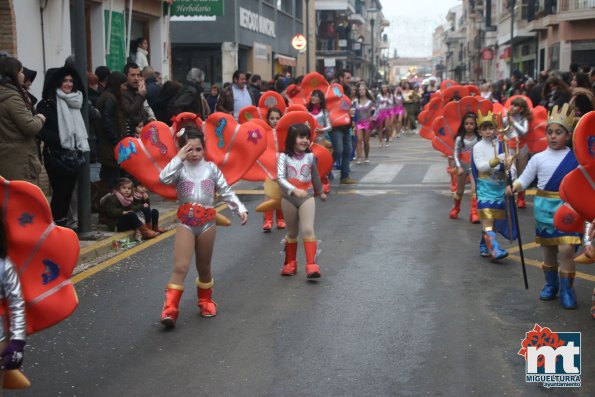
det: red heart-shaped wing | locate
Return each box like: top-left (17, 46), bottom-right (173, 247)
top-left (431, 116), bottom-right (454, 156)
top-left (524, 106), bottom-right (548, 153)
top-left (442, 86), bottom-right (469, 103)
top-left (554, 202), bottom-right (585, 233)
top-left (504, 95), bottom-right (534, 110)
top-left (465, 85), bottom-right (481, 97)
top-left (275, 111), bottom-right (317, 153)
top-left (559, 168), bottom-right (595, 223)
top-left (442, 96), bottom-right (480, 138)
top-left (0, 178), bottom-right (79, 335)
top-left (326, 84), bottom-right (352, 128)
top-left (204, 113), bottom-right (268, 185)
top-left (238, 106), bottom-right (263, 124)
top-left (242, 121), bottom-right (278, 181)
top-left (418, 97), bottom-right (444, 140)
top-left (286, 84), bottom-right (307, 105)
top-left (310, 143), bottom-right (333, 177)
top-left (572, 110), bottom-right (595, 170)
top-left (299, 72), bottom-right (329, 102)
top-left (287, 104), bottom-right (307, 113)
top-left (115, 121), bottom-right (178, 200)
top-left (171, 112), bottom-right (203, 135)
top-left (259, 91), bottom-right (287, 114)
top-left (440, 80), bottom-right (458, 90)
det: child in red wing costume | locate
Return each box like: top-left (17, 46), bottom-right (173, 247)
top-left (159, 127), bottom-right (248, 327)
top-left (262, 108), bottom-right (285, 232)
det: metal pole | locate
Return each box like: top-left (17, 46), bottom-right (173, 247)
top-left (371, 18), bottom-right (375, 86)
top-left (510, 0), bottom-right (515, 78)
top-left (126, 0), bottom-right (134, 60)
top-left (306, 0), bottom-right (310, 73)
top-left (72, 0), bottom-right (94, 238)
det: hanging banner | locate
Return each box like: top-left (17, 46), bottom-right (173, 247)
top-left (104, 10), bottom-right (126, 72)
top-left (170, 0), bottom-right (224, 17)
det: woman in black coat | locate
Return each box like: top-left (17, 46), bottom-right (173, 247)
top-left (37, 67), bottom-right (89, 227)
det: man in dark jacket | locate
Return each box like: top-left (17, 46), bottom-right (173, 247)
top-left (142, 67), bottom-right (161, 108)
top-left (121, 62), bottom-right (155, 123)
top-left (217, 70), bottom-right (255, 120)
top-left (249, 74), bottom-right (262, 105)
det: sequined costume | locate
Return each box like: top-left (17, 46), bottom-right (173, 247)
top-left (376, 94), bottom-right (393, 124)
top-left (352, 99), bottom-right (376, 131)
top-left (513, 147), bottom-right (581, 246)
top-left (0, 257), bottom-right (26, 342)
top-left (453, 135), bottom-right (479, 173)
top-left (392, 93), bottom-right (404, 116)
top-left (160, 156), bottom-right (247, 236)
top-left (277, 152), bottom-right (322, 207)
top-left (503, 114), bottom-right (529, 154)
top-left (309, 108), bottom-right (332, 144)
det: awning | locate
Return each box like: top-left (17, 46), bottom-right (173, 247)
top-left (275, 54), bottom-right (297, 67)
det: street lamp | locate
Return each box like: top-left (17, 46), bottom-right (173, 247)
top-left (509, 0), bottom-right (516, 78)
top-left (368, 8), bottom-right (379, 86)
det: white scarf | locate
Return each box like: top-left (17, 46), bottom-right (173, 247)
top-left (55, 89), bottom-right (89, 151)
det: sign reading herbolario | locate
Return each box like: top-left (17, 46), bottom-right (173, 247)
top-left (170, 0), bottom-right (224, 17)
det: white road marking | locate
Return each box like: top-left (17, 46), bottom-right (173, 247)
top-left (359, 164), bottom-right (404, 184)
top-left (422, 163), bottom-right (451, 184)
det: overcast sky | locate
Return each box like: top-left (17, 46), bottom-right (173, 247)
top-left (381, 0), bottom-right (462, 58)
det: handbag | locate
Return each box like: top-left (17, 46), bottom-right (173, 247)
top-left (45, 146), bottom-right (86, 174)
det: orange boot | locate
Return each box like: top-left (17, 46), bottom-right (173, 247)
top-left (139, 224), bottom-right (158, 239)
top-left (469, 195), bottom-right (480, 224)
top-left (276, 209), bottom-right (286, 229)
top-left (262, 210), bottom-right (273, 232)
top-left (160, 284), bottom-right (184, 327)
top-left (449, 194), bottom-right (462, 219)
top-left (196, 278), bottom-right (217, 317)
top-left (281, 237), bottom-right (298, 276)
top-left (304, 238), bottom-right (321, 279)
top-left (517, 191), bottom-right (526, 208)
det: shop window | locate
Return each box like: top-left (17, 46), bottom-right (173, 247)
top-left (295, 0), bottom-right (303, 20)
top-left (277, 0), bottom-right (292, 15)
top-left (549, 43), bottom-right (559, 70)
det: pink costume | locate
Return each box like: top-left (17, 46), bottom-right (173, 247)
top-left (376, 94), bottom-right (393, 124)
top-left (353, 99), bottom-right (376, 131)
top-left (392, 93), bottom-right (404, 116)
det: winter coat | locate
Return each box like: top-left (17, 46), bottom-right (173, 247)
top-left (96, 91), bottom-right (127, 168)
top-left (0, 83), bottom-right (44, 183)
top-left (99, 193), bottom-right (143, 231)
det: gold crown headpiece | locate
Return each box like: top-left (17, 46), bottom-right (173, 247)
top-left (477, 110), bottom-right (495, 127)
top-left (546, 103), bottom-right (576, 132)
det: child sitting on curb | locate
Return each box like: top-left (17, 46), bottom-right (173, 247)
top-left (133, 183), bottom-right (167, 235)
top-left (99, 177), bottom-right (158, 240)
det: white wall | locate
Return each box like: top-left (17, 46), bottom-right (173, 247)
top-left (13, 0), bottom-right (71, 99)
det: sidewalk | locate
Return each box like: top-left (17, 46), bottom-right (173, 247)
top-left (76, 179), bottom-right (263, 268)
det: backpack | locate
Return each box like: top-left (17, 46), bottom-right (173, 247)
top-left (167, 85), bottom-right (199, 120)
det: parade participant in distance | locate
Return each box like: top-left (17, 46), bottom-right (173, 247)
top-left (307, 90), bottom-right (332, 194)
top-left (450, 112), bottom-right (480, 223)
top-left (262, 108), bottom-right (286, 232)
top-left (376, 85), bottom-right (393, 148)
top-left (472, 110), bottom-right (515, 261)
top-left (277, 123), bottom-right (327, 278)
top-left (507, 104), bottom-right (581, 309)
top-left (159, 126), bottom-right (248, 326)
top-left (503, 97), bottom-right (531, 208)
top-left (352, 84), bottom-right (376, 164)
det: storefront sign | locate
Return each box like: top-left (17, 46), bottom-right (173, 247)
top-left (499, 47), bottom-right (511, 60)
top-left (254, 42), bottom-right (268, 60)
top-left (170, 0), bottom-right (224, 17)
top-left (481, 48), bottom-right (494, 60)
top-left (291, 34), bottom-right (307, 51)
top-left (324, 58), bottom-right (336, 67)
top-left (239, 7), bottom-right (276, 38)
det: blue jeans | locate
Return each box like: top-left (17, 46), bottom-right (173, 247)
top-left (330, 128), bottom-right (352, 180)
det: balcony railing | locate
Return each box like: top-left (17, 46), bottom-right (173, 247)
top-left (559, 0), bottom-right (595, 11)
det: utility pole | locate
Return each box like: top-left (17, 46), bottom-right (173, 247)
top-left (306, 0), bottom-right (310, 72)
top-left (509, 0), bottom-right (516, 78)
top-left (72, 0), bottom-right (94, 239)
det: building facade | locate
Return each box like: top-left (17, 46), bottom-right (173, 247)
top-left (1, 0), bottom-right (171, 99)
top-left (315, 0), bottom-right (388, 85)
top-left (170, 0), bottom-right (315, 85)
top-left (433, 0), bottom-right (595, 84)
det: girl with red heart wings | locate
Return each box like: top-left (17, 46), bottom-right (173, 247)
top-left (158, 124), bottom-right (249, 327)
top-left (508, 104), bottom-right (583, 311)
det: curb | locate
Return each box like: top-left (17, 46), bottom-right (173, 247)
top-left (78, 209), bottom-right (178, 265)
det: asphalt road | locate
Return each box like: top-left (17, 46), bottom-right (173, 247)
top-left (10, 133), bottom-right (595, 396)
